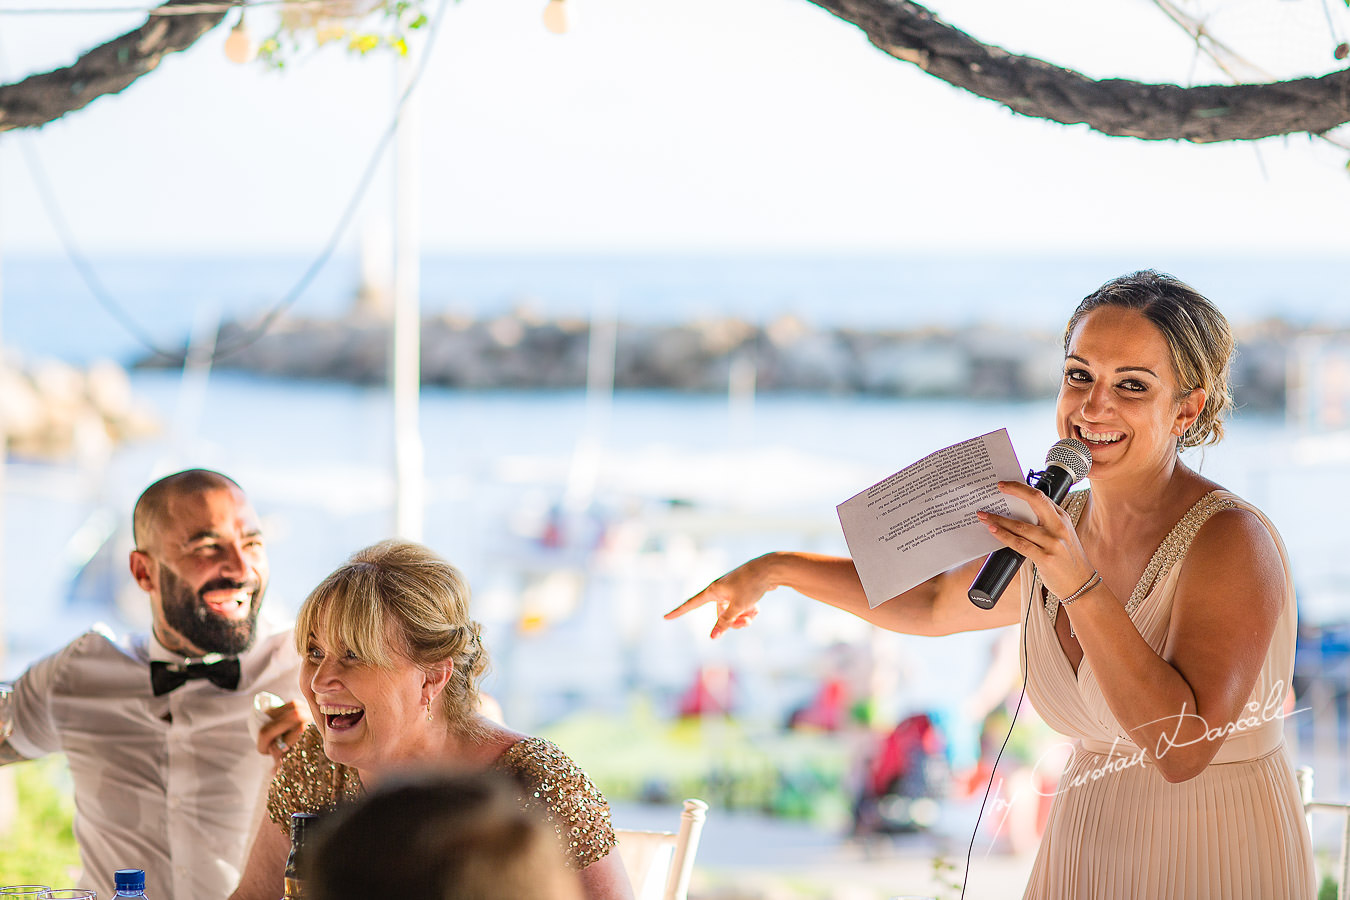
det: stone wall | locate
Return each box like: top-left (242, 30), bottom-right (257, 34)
top-left (0, 355), bottom-right (158, 460)
top-left (146, 311), bottom-right (1301, 411)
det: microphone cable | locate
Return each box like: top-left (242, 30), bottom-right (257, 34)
top-left (957, 471), bottom-right (1043, 899)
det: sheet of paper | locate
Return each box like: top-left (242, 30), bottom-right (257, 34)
top-left (836, 429), bottom-right (1035, 609)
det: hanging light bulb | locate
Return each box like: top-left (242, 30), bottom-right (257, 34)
top-left (542, 0), bottom-right (569, 35)
top-left (224, 13), bottom-right (257, 64)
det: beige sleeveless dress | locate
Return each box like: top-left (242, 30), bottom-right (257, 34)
top-left (1020, 490), bottom-right (1315, 899)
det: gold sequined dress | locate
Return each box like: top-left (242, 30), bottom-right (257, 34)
top-left (1020, 490), bottom-right (1314, 899)
top-left (267, 726), bottom-right (617, 869)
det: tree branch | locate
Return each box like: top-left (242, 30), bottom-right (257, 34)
top-left (0, 0), bottom-right (234, 133)
top-left (2, 0), bottom-right (1347, 144)
top-left (809, 0), bottom-right (1350, 142)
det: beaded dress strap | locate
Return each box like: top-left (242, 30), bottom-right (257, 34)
top-left (1038, 490), bottom-right (1238, 625)
top-left (1123, 491), bottom-right (1237, 616)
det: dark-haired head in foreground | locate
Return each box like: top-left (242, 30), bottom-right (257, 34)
top-left (304, 770), bottom-right (584, 900)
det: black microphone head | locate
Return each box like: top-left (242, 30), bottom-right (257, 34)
top-left (1045, 437), bottom-right (1092, 484)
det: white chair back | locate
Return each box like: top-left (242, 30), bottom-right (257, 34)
top-left (1297, 765), bottom-right (1350, 900)
top-left (614, 798), bottom-right (709, 900)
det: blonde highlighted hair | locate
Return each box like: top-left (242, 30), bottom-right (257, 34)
top-left (295, 540), bottom-right (489, 734)
top-left (1065, 270), bottom-right (1234, 449)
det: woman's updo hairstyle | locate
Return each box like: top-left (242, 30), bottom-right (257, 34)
top-left (295, 539), bottom-right (490, 735)
top-left (1064, 269), bottom-right (1234, 449)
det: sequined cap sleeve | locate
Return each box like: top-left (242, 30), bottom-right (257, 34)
top-left (266, 725), bottom-right (364, 831)
top-left (494, 737), bottom-right (617, 869)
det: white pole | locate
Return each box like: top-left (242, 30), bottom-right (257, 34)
top-left (392, 44), bottom-right (424, 541)
top-left (563, 296), bottom-right (616, 515)
top-left (0, 181), bottom-right (6, 679)
top-left (0, 166), bottom-right (14, 836)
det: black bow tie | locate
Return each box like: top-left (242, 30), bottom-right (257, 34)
top-left (150, 658), bottom-right (242, 696)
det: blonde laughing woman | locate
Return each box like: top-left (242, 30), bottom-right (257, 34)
top-left (230, 539), bottom-right (632, 900)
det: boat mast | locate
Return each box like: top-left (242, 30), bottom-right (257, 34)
top-left (391, 44), bottom-right (424, 541)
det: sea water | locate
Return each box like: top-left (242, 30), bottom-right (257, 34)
top-left (0, 368), bottom-right (1318, 727)
top-left (1, 252), bottom-right (1347, 733)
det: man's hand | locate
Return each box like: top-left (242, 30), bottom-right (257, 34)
top-left (256, 700), bottom-right (309, 765)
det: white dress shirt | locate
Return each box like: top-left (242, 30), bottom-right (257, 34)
top-left (7, 616), bottom-right (301, 900)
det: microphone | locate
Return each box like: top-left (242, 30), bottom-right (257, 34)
top-left (967, 437), bottom-right (1093, 610)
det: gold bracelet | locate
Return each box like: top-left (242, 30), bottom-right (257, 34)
top-left (1059, 571), bottom-right (1101, 606)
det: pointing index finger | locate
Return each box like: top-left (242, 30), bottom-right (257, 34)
top-left (665, 592), bottom-right (708, 620)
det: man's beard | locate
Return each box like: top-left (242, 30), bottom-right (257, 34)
top-left (158, 563), bottom-right (264, 655)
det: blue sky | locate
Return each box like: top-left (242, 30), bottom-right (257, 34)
top-left (1, 0), bottom-right (1348, 256)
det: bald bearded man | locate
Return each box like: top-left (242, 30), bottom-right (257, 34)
top-left (2, 469), bottom-right (305, 899)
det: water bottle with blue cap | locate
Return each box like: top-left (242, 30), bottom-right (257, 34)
top-left (114, 868), bottom-right (149, 898)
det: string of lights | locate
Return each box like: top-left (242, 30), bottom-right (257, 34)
top-left (0, 0), bottom-right (565, 33)
top-left (0, 1), bottom-right (322, 16)
top-left (8, 0), bottom-right (453, 364)
top-left (1319, 0), bottom-right (1347, 45)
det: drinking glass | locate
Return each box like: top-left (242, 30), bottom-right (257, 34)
top-left (0, 888), bottom-right (51, 897)
top-left (251, 691), bottom-right (287, 751)
top-left (45, 891), bottom-right (98, 899)
top-left (0, 682), bottom-right (14, 740)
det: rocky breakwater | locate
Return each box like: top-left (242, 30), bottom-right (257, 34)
top-left (138, 310), bottom-right (1297, 409)
top-left (0, 354), bottom-right (159, 460)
